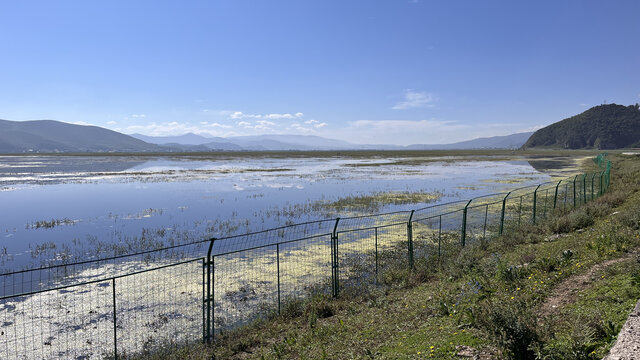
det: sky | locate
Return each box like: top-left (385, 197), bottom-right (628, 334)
top-left (1, 1), bottom-right (639, 145)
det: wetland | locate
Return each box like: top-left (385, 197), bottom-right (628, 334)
top-left (0, 151), bottom-right (592, 272)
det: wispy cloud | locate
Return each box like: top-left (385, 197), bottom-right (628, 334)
top-left (392, 90), bottom-right (435, 110)
top-left (228, 111), bottom-right (304, 120)
top-left (71, 121), bottom-right (93, 126)
top-left (304, 119), bottom-right (328, 128)
top-left (114, 121), bottom-right (236, 137)
top-left (131, 114), bottom-right (146, 118)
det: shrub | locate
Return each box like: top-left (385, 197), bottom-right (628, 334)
top-left (474, 298), bottom-right (539, 359)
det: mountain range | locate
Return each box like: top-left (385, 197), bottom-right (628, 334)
top-left (0, 118), bottom-right (535, 153)
top-left (128, 132), bottom-right (533, 151)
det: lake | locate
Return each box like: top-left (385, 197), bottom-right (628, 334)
top-left (0, 152), bottom-right (584, 272)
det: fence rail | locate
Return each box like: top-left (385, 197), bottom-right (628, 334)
top-left (0, 156), bottom-right (612, 359)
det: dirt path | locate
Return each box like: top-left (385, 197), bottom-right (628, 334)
top-left (538, 253), bottom-right (635, 318)
top-left (537, 251), bottom-right (640, 359)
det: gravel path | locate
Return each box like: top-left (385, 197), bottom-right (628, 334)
top-left (605, 300), bottom-right (640, 360)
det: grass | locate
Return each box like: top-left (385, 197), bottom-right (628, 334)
top-left (122, 152), bottom-right (640, 360)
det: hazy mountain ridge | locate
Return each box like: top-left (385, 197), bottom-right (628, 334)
top-left (132, 132), bottom-right (533, 151)
top-left (0, 119), bottom-right (533, 153)
top-left (523, 104), bottom-right (640, 149)
top-left (406, 132), bottom-right (533, 150)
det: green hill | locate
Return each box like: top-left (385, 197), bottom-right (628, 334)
top-left (523, 104), bottom-right (640, 149)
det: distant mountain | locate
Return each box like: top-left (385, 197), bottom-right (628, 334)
top-left (407, 132), bottom-right (533, 150)
top-left (135, 133), bottom-right (532, 151)
top-left (130, 132), bottom-right (222, 145)
top-left (523, 104), bottom-right (640, 149)
top-left (0, 119), bottom-right (160, 153)
top-left (0, 118), bottom-right (538, 154)
top-left (227, 135), bottom-right (356, 150)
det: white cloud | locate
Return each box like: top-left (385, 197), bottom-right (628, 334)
top-left (579, 103), bottom-right (589, 107)
top-left (392, 90), bottom-right (436, 110)
top-left (265, 113), bottom-right (294, 119)
top-left (71, 121), bottom-right (93, 126)
top-left (289, 123), bottom-right (315, 134)
top-left (237, 121), bottom-right (252, 128)
top-left (131, 114), bottom-right (146, 118)
top-left (302, 119), bottom-right (327, 128)
top-left (206, 122), bottom-right (232, 129)
top-left (106, 121), bottom-right (117, 125)
top-left (256, 119), bottom-right (276, 126)
top-left (114, 121), bottom-right (238, 138)
top-left (226, 111), bottom-right (305, 120)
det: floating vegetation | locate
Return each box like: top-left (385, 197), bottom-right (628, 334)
top-left (317, 191), bottom-right (444, 213)
top-left (481, 176), bottom-right (539, 184)
top-left (27, 218), bottom-right (77, 229)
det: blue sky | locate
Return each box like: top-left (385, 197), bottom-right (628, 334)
top-left (1, 1), bottom-right (639, 145)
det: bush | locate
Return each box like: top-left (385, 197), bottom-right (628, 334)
top-left (474, 298), bottom-right (539, 359)
top-left (548, 208), bottom-right (594, 234)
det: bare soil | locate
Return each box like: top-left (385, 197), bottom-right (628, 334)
top-left (538, 252), bottom-right (636, 319)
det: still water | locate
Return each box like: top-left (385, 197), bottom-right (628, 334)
top-left (0, 153), bottom-right (580, 271)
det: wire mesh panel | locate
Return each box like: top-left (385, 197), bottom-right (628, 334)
top-left (278, 235), bottom-right (333, 303)
top-left (212, 245), bottom-right (278, 333)
top-left (115, 259), bottom-right (203, 357)
top-left (337, 221), bottom-right (407, 291)
top-left (0, 241), bottom-right (209, 298)
top-left (411, 215), bottom-right (441, 262)
top-left (0, 280), bottom-right (113, 360)
top-left (464, 194), bottom-right (504, 245)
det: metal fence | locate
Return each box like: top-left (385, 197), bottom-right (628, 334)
top-left (0, 156), bottom-right (612, 359)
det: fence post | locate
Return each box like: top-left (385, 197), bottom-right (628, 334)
top-left (600, 171), bottom-right (605, 196)
top-left (483, 204), bottom-right (488, 239)
top-left (543, 189), bottom-right (549, 218)
top-left (112, 277), bottom-right (117, 360)
top-left (276, 243), bottom-right (281, 314)
top-left (499, 192), bottom-right (510, 236)
top-left (204, 237), bottom-right (217, 343)
top-left (553, 180), bottom-right (561, 209)
top-left (461, 199), bottom-right (472, 247)
top-left (591, 173), bottom-right (596, 201)
top-left (604, 160), bottom-right (611, 191)
top-left (374, 227), bottom-right (378, 283)
top-left (331, 218), bottom-right (340, 298)
top-left (407, 210), bottom-right (415, 269)
top-left (201, 258), bottom-right (205, 343)
top-left (438, 215), bottom-right (442, 259)
top-left (573, 175), bottom-right (578, 209)
top-left (532, 184), bottom-right (541, 225)
top-left (582, 174), bottom-right (587, 205)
